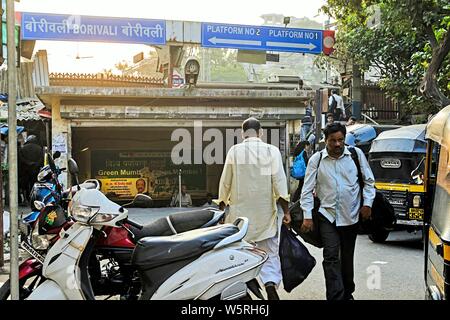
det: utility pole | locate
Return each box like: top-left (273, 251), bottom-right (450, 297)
top-left (352, 65), bottom-right (362, 120)
top-left (7, 0), bottom-right (19, 300)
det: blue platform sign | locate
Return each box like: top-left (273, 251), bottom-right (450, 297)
top-left (202, 23), bottom-right (323, 54)
top-left (21, 12), bottom-right (166, 45)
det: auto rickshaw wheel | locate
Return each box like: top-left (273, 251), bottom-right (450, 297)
top-left (368, 229), bottom-right (390, 243)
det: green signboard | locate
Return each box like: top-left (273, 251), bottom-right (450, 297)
top-left (1, 22), bottom-right (20, 45)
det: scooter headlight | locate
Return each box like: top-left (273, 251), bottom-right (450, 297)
top-left (70, 205), bottom-right (100, 223)
top-left (90, 213), bottom-right (119, 224)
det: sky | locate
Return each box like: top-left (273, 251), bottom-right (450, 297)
top-left (16, 0), bottom-right (327, 73)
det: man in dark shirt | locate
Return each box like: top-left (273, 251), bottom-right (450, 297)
top-left (19, 135), bottom-right (44, 202)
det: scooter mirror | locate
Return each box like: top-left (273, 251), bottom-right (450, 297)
top-left (53, 151), bottom-right (61, 160)
top-left (34, 201), bottom-right (45, 211)
top-left (47, 152), bottom-right (57, 173)
top-left (68, 158), bottom-right (80, 175)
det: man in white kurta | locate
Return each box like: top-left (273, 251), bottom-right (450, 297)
top-left (217, 117), bottom-right (291, 300)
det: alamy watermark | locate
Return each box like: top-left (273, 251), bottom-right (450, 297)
top-left (170, 121), bottom-right (284, 175)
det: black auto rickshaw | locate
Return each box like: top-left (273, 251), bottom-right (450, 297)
top-left (423, 105), bottom-right (450, 300)
top-left (368, 124), bottom-right (427, 242)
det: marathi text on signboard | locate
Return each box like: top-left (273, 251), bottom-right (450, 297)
top-left (21, 12), bottom-right (166, 45)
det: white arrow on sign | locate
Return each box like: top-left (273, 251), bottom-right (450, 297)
top-left (266, 41), bottom-right (317, 50)
top-left (208, 37), bottom-right (262, 46)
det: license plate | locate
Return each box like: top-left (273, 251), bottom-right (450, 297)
top-left (409, 208), bottom-right (424, 220)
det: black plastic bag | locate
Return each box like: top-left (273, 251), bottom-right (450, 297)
top-left (279, 224), bottom-right (316, 293)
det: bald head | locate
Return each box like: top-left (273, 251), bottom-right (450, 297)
top-left (242, 117), bottom-right (262, 138)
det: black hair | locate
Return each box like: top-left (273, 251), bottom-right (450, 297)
top-left (326, 113), bottom-right (334, 118)
top-left (293, 140), bottom-right (310, 157)
top-left (324, 122), bottom-right (346, 140)
top-left (136, 178), bottom-right (146, 185)
top-left (331, 89), bottom-right (337, 94)
top-left (242, 117), bottom-right (261, 134)
top-left (349, 116), bottom-right (357, 121)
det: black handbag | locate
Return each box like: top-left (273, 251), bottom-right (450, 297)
top-left (279, 225), bottom-right (316, 293)
top-left (289, 198), bottom-right (323, 248)
top-left (358, 190), bottom-right (396, 234)
top-left (289, 150), bottom-right (324, 248)
top-left (347, 148), bottom-right (396, 234)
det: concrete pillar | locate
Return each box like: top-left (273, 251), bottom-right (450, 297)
top-left (51, 99), bottom-right (70, 187)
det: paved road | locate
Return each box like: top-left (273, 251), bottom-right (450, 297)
top-left (125, 208), bottom-right (425, 300)
top-left (1, 207), bottom-right (425, 300)
top-left (279, 230), bottom-right (424, 300)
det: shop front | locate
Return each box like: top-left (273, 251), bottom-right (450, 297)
top-left (36, 85), bottom-right (313, 205)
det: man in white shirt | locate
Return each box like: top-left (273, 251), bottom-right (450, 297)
top-left (170, 184), bottom-right (193, 207)
top-left (329, 90), bottom-right (346, 121)
top-left (217, 117), bottom-right (291, 300)
top-left (300, 122), bottom-right (375, 300)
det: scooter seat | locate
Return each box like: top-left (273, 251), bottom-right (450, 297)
top-left (129, 209), bottom-right (224, 243)
top-left (131, 224), bottom-right (239, 270)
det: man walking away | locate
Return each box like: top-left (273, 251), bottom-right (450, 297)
top-left (300, 100), bottom-right (314, 141)
top-left (218, 117), bottom-right (291, 300)
top-left (300, 123), bottom-right (375, 300)
top-left (329, 90), bottom-right (346, 121)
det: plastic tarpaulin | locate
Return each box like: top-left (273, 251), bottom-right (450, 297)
top-left (369, 124), bottom-right (427, 153)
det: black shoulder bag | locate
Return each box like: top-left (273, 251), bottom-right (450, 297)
top-left (348, 147), bottom-right (396, 234)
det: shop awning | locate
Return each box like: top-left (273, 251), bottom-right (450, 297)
top-left (0, 97), bottom-right (49, 121)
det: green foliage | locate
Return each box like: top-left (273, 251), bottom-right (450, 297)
top-left (321, 0), bottom-right (450, 114)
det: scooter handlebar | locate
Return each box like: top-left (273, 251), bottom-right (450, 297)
top-left (124, 218), bottom-right (143, 230)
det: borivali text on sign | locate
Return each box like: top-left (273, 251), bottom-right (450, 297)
top-left (180, 304), bottom-right (269, 318)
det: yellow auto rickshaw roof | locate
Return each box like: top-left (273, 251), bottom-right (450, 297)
top-left (426, 105), bottom-right (450, 150)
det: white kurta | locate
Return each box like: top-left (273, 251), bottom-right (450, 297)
top-left (217, 137), bottom-right (289, 242)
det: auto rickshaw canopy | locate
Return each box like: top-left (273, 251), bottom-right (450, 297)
top-left (369, 124), bottom-right (427, 154)
top-left (426, 105), bottom-right (450, 150)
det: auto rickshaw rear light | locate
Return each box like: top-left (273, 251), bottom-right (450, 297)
top-left (413, 195), bottom-right (421, 207)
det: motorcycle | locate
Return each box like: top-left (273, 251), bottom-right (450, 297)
top-left (19, 151), bottom-right (99, 258)
top-left (0, 159), bottom-right (232, 300)
top-left (24, 159), bottom-right (266, 300)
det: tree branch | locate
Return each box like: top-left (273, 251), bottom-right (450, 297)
top-left (419, 29), bottom-right (450, 108)
top-left (424, 23), bottom-right (439, 49)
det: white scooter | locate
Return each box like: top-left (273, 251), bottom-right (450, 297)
top-left (26, 159), bottom-right (267, 300)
